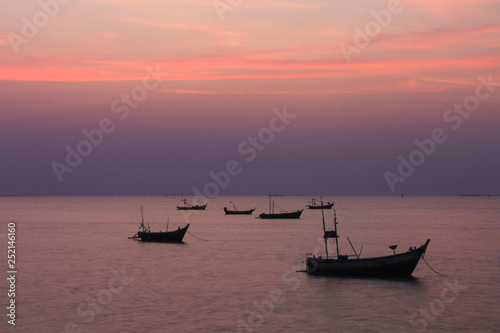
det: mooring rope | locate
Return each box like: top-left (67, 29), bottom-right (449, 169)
top-left (273, 203), bottom-right (287, 212)
top-left (187, 230), bottom-right (210, 241)
top-left (422, 256), bottom-right (448, 277)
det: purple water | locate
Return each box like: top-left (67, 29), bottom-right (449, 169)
top-left (1, 196), bottom-right (499, 332)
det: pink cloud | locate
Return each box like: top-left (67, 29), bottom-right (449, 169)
top-left (368, 25), bottom-right (500, 50)
top-left (1, 53), bottom-right (498, 96)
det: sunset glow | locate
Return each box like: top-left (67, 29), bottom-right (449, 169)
top-left (1, 0), bottom-right (499, 195)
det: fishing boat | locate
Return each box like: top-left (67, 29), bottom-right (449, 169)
top-left (260, 210), bottom-right (303, 219)
top-left (224, 202), bottom-right (255, 215)
top-left (176, 199), bottom-right (207, 210)
top-left (307, 198), bottom-right (334, 209)
top-left (259, 196), bottom-right (303, 219)
top-left (129, 207), bottom-right (189, 243)
top-left (305, 201), bottom-right (430, 278)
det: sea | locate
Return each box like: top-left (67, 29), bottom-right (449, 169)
top-left (1, 195), bottom-right (499, 333)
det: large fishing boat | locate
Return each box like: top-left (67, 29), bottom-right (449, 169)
top-left (305, 200), bottom-right (430, 277)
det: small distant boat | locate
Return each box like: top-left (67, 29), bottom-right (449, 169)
top-left (260, 210), bottom-right (303, 219)
top-left (307, 198), bottom-right (334, 209)
top-left (224, 202), bottom-right (255, 215)
top-left (129, 207), bottom-right (189, 243)
top-left (176, 199), bottom-right (207, 210)
top-left (305, 199), bottom-right (430, 278)
top-left (259, 196), bottom-right (303, 219)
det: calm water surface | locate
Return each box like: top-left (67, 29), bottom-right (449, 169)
top-left (1, 196), bottom-right (499, 332)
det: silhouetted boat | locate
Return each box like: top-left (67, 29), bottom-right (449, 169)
top-left (176, 199), bottom-right (207, 210)
top-left (305, 200), bottom-right (430, 277)
top-left (260, 210), bottom-right (303, 219)
top-left (259, 196), bottom-right (303, 219)
top-left (129, 207), bottom-right (189, 243)
top-left (307, 198), bottom-right (334, 209)
top-left (224, 203), bottom-right (255, 215)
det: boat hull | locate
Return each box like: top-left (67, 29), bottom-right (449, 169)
top-left (259, 210), bottom-right (303, 219)
top-left (176, 204), bottom-right (207, 210)
top-left (224, 207), bottom-right (255, 215)
top-left (306, 240), bottom-right (430, 277)
top-left (307, 203), bottom-right (334, 209)
top-left (137, 224), bottom-right (189, 243)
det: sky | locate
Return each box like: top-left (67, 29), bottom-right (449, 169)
top-left (0, 0), bottom-right (499, 196)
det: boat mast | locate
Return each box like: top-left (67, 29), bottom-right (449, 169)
top-left (140, 206), bottom-right (145, 232)
top-left (321, 197), bottom-right (329, 259)
top-left (334, 210), bottom-right (340, 258)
